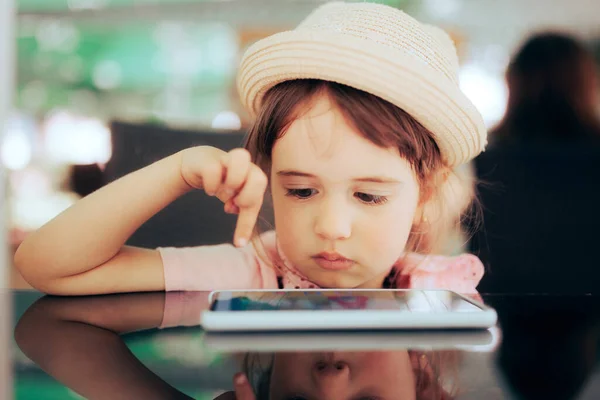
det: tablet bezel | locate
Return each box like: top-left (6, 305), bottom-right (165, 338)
top-left (202, 289), bottom-right (497, 332)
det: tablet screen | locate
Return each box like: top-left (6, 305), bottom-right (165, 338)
top-left (210, 290), bottom-right (484, 313)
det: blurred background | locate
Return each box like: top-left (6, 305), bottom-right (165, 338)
top-left (3, 1), bottom-right (600, 399)
top-left (3, 0), bottom-right (600, 289)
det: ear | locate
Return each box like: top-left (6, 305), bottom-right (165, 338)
top-left (412, 203), bottom-right (426, 227)
top-left (415, 168), bottom-right (449, 224)
top-left (413, 184), bottom-right (434, 228)
top-left (419, 167), bottom-right (451, 205)
top-left (418, 184), bottom-right (434, 207)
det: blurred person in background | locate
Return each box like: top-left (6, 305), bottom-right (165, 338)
top-left (491, 32), bottom-right (600, 143)
top-left (471, 31), bottom-right (600, 294)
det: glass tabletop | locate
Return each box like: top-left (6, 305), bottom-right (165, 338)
top-left (11, 290), bottom-right (600, 400)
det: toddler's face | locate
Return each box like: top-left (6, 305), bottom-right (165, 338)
top-left (271, 93), bottom-right (421, 288)
top-left (269, 351), bottom-right (416, 400)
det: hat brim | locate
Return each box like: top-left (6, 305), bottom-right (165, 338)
top-left (238, 30), bottom-right (487, 166)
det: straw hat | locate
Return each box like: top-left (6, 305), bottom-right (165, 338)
top-left (237, 1), bottom-right (487, 166)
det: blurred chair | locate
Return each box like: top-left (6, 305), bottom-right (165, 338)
top-left (104, 121), bottom-right (271, 249)
top-left (470, 141), bottom-right (600, 294)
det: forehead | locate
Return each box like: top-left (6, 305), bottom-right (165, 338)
top-left (271, 94), bottom-right (415, 181)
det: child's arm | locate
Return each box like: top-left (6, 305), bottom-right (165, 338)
top-left (14, 146), bottom-right (267, 295)
top-left (14, 293), bottom-right (193, 399)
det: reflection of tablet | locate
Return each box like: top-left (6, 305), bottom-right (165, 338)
top-left (202, 289), bottom-right (497, 332)
top-left (203, 328), bottom-right (500, 352)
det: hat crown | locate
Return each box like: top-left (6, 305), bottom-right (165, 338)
top-left (237, 1), bottom-right (488, 166)
top-left (296, 2), bottom-right (460, 84)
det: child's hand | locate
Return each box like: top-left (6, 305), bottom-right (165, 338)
top-left (233, 374), bottom-right (256, 400)
top-left (181, 146), bottom-right (268, 247)
top-left (213, 374), bottom-right (256, 399)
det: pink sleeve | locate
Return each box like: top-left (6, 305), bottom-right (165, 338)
top-left (157, 235), bottom-right (279, 292)
top-left (159, 291), bottom-right (210, 329)
top-left (397, 253), bottom-right (485, 294)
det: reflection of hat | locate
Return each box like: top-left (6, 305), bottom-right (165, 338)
top-left (237, 2), bottom-right (487, 166)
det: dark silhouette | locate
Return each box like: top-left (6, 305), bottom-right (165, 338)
top-left (471, 32), bottom-right (600, 294)
top-left (492, 32), bottom-right (600, 142)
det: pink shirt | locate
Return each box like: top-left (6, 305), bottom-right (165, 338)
top-left (158, 231), bottom-right (485, 328)
top-left (158, 231), bottom-right (484, 293)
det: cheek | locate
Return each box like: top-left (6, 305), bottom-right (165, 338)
top-left (270, 354), bottom-right (310, 397)
top-left (374, 203), bottom-right (417, 233)
top-left (359, 193), bottom-right (420, 252)
top-left (271, 188), bottom-right (311, 245)
top-left (272, 187), bottom-right (296, 225)
top-left (360, 352), bottom-right (416, 398)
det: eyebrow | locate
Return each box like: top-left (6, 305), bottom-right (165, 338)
top-left (276, 170), bottom-right (402, 184)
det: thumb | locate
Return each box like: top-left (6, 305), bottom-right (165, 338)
top-left (233, 373), bottom-right (256, 400)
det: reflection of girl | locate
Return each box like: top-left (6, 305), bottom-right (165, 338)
top-left (16, 292), bottom-right (458, 400)
top-left (223, 351), bottom-right (456, 400)
top-left (15, 293), bottom-right (195, 400)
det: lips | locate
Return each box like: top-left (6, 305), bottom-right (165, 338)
top-left (312, 252), bottom-right (355, 270)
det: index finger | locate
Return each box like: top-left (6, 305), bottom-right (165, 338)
top-left (234, 374), bottom-right (256, 400)
top-left (233, 200), bottom-right (262, 247)
top-left (232, 168), bottom-right (267, 247)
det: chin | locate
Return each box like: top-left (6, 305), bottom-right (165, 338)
top-left (312, 274), bottom-right (365, 289)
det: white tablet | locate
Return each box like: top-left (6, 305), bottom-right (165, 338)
top-left (203, 328), bottom-right (500, 352)
top-left (202, 289), bottom-right (497, 332)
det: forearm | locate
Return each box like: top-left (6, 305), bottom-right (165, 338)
top-left (15, 306), bottom-right (191, 400)
top-left (37, 293), bottom-right (167, 334)
top-left (15, 150), bottom-right (191, 282)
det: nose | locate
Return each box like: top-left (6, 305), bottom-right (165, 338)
top-left (314, 197), bottom-right (352, 241)
top-left (312, 361), bottom-right (350, 392)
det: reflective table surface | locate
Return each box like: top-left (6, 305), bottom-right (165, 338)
top-left (11, 291), bottom-right (600, 400)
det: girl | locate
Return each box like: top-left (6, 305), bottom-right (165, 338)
top-left (233, 351), bottom-right (458, 400)
top-left (15, 2), bottom-right (487, 296)
top-left (16, 291), bottom-right (459, 400)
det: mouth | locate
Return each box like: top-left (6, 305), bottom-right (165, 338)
top-left (312, 252), bottom-right (355, 271)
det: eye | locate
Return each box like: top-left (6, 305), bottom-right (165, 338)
top-left (355, 192), bottom-right (388, 205)
top-left (286, 188), bottom-right (318, 199)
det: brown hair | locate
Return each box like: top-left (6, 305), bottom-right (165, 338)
top-left (245, 79), bottom-right (476, 259)
top-left (493, 32), bottom-right (600, 142)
